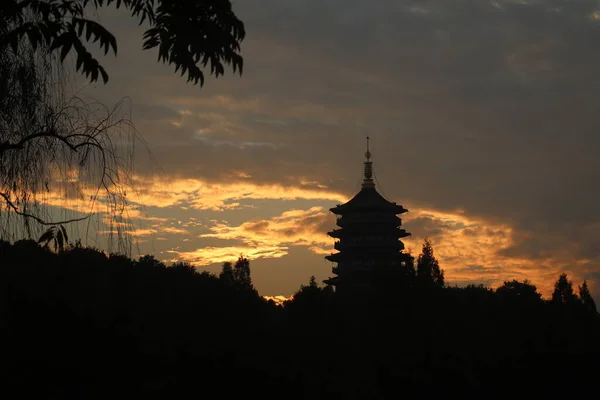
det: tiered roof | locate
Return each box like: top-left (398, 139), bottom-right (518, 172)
top-left (330, 187), bottom-right (407, 215)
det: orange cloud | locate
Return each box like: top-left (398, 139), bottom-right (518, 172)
top-left (165, 202), bottom-right (586, 299)
top-left (97, 225), bottom-right (189, 238)
top-left (8, 174), bottom-right (592, 300)
top-left (123, 176), bottom-right (347, 211)
top-left (262, 295), bottom-right (291, 305)
top-left (402, 207), bottom-right (588, 298)
top-left (201, 206), bottom-right (332, 248)
top-left (161, 227), bottom-right (189, 234)
top-left (167, 244), bottom-right (286, 266)
top-left (169, 207), bottom-right (335, 266)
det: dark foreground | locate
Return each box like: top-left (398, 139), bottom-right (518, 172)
top-left (1, 240), bottom-right (598, 399)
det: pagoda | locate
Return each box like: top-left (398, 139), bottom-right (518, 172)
top-left (324, 137), bottom-right (411, 293)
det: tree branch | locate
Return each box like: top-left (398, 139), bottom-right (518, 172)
top-left (0, 129), bottom-right (78, 153)
top-left (0, 191), bottom-right (91, 226)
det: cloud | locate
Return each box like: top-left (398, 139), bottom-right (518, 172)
top-left (167, 245), bottom-right (286, 266)
top-left (55, 0), bottom-right (600, 302)
top-left (200, 207), bottom-right (332, 247)
top-left (161, 226), bottom-right (189, 235)
top-left (123, 176), bottom-right (348, 211)
top-left (402, 208), bottom-right (594, 298)
top-left (262, 295), bottom-right (290, 305)
top-left (169, 207), bottom-right (335, 265)
top-left (97, 226), bottom-right (189, 237)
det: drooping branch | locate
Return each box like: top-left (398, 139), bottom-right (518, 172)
top-left (1, 129), bottom-right (80, 153)
top-left (0, 191), bottom-right (91, 226)
top-left (0, 11), bottom-right (153, 255)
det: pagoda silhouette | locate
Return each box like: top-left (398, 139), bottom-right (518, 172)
top-left (324, 138), bottom-right (411, 293)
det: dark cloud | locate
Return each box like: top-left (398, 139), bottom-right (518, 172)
top-left (243, 220), bottom-right (270, 233)
top-left (405, 217), bottom-right (446, 238)
top-left (454, 265), bottom-right (505, 275)
top-left (130, 104), bottom-right (180, 121)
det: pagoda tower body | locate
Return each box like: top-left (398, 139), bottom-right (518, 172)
top-left (324, 138), bottom-right (411, 293)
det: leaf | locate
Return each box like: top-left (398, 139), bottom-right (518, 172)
top-left (38, 226), bottom-right (55, 246)
top-left (76, 19), bottom-right (85, 37)
top-left (56, 229), bottom-right (64, 252)
top-left (73, 18), bottom-right (117, 55)
top-left (60, 40), bottom-right (72, 61)
top-left (76, 53), bottom-right (84, 71)
top-left (60, 225), bottom-right (69, 246)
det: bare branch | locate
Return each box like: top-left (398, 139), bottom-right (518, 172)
top-left (0, 128), bottom-right (77, 153)
top-left (0, 191), bottom-right (91, 226)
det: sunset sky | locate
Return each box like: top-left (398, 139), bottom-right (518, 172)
top-left (53, 0), bottom-right (600, 301)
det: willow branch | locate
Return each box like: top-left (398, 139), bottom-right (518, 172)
top-left (0, 191), bottom-right (91, 226)
top-left (0, 129), bottom-right (78, 153)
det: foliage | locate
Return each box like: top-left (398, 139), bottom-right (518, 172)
top-left (0, 0), bottom-right (244, 86)
top-left (136, 253), bottom-right (165, 269)
top-left (233, 255), bottom-right (253, 290)
top-left (219, 261), bottom-right (234, 285)
top-left (496, 279), bottom-right (542, 304)
top-left (552, 273), bottom-right (578, 306)
top-left (0, 4), bottom-right (143, 253)
top-left (416, 238), bottom-right (445, 288)
top-left (37, 224), bottom-right (69, 252)
top-left (0, 0), bottom-right (243, 249)
top-left (283, 275), bottom-right (333, 322)
top-left (579, 280), bottom-right (597, 314)
top-left (400, 251), bottom-right (416, 277)
top-left (292, 275), bottom-right (326, 299)
top-left (1, 240), bottom-right (599, 397)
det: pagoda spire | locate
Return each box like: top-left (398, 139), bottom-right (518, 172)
top-left (362, 136), bottom-right (375, 188)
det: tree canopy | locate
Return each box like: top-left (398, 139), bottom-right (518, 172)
top-left (416, 238), bottom-right (445, 288)
top-left (0, 0), bottom-right (245, 85)
top-left (552, 273), bottom-right (578, 306)
top-left (496, 279), bottom-right (542, 305)
top-left (579, 280), bottom-right (597, 314)
top-left (1, 0), bottom-right (243, 243)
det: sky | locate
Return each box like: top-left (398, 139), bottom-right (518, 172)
top-left (48, 0), bottom-right (600, 301)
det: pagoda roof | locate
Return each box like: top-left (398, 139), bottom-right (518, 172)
top-left (330, 187), bottom-right (407, 215)
top-left (323, 276), bottom-right (339, 286)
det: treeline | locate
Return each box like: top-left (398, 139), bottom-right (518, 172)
top-left (370, 238), bottom-right (597, 313)
top-left (1, 239), bottom-right (599, 398)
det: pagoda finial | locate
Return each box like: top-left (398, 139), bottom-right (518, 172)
top-left (362, 136), bottom-right (374, 188)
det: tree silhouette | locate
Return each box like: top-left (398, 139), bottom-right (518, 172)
top-left (1, 1), bottom-right (243, 248)
top-left (294, 275), bottom-right (321, 296)
top-left (496, 279), bottom-right (542, 303)
top-left (416, 238), bottom-right (444, 288)
top-left (284, 275), bottom-right (333, 320)
top-left (0, 6), bottom-right (145, 249)
top-left (579, 280), bottom-right (597, 314)
top-left (136, 254), bottom-right (165, 269)
top-left (233, 255), bottom-right (253, 290)
top-left (552, 273), bottom-right (578, 306)
top-left (400, 251), bottom-right (416, 280)
top-left (219, 261), bottom-right (235, 286)
top-left (0, 0), bottom-right (244, 86)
